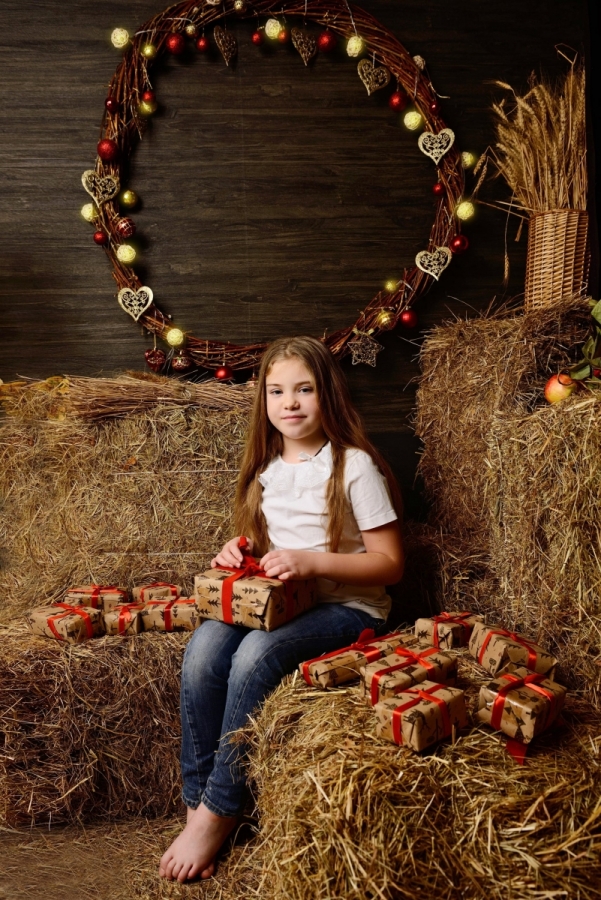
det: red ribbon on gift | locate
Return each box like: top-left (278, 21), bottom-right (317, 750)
top-left (138, 582), bottom-right (179, 603)
top-left (478, 627), bottom-right (539, 670)
top-left (47, 603), bottom-right (94, 641)
top-left (370, 645), bottom-right (440, 706)
top-left (145, 598), bottom-right (196, 631)
top-left (391, 683), bottom-right (452, 746)
top-left (67, 585), bottom-right (124, 609)
top-left (301, 629), bottom-right (411, 685)
top-left (430, 611), bottom-right (475, 648)
top-left (215, 537), bottom-right (295, 625)
top-left (490, 671), bottom-right (558, 765)
top-left (115, 603), bottom-right (143, 634)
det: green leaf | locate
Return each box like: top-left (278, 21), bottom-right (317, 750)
top-left (591, 299), bottom-right (601, 326)
top-left (583, 336), bottom-right (596, 358)
top-left (570, 361), bottom-right (591, 380)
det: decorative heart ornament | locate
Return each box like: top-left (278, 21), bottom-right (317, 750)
top-left (118, 286), bottom-right (154, 321)
top-left (357, 58), bottom-right (391, 95)
top-left (418, 129), bottom-right (455, 165)
top-left (291, 27), bottom-right (317, 66)
top-left (81, 170), bottom-right (120, 205)
top-left (415, 247), bottom-right (452, 281)
top-left (214, 26), bottom-right (237, 66)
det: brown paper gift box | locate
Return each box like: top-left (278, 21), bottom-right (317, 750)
top-left (477, 665), bottom-right (567, 743)
top-left (414, 610), bottom-right (484, 650)
top-left (103, 604), bottom-right (145, 637)
top-left (28, 604), bottom-right (105, 644)
top-left (300, 630), bottom-right (420, 689)
top-left (374, 680), bottom-right (468, 752)
top-left (132, 582), bottom-right (181, 604)
top-left (194, 567), bottom-right (317, 632)
top-left (468, 621), bottom-right (557, 677)
top-left (64, 584), bottom-right (129, 611)
top-left (140, 597), bottom-right (202, 632)
top-left (361, 644), bottom-right (457, 706)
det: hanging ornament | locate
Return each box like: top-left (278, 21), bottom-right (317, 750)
top-left (214, 26), bottom-right (237, 66)
top-left (450, 234), bottom-right (469, 254)
top-left (461, 151), bottom-right (477, 169)
top-left (80, 203), bottom-right (98, 222)
top-left (389, 89), bottom-right (407, 112)
top-left (265, 18), bottom-right (282, 39)
top-left (348, 330), bottom-right (382, 367)
top-left (277, 27), bottom-right (290, 44)
top-left (116, 244), bottom-right (137, 264)
top-left (432, 182), bottom-right (445, 197)
top-left (456, 200), bottom-right (475, 221)
top-left (384, 280), bottom-right (397, 293)
top-left (165, 327), bottom-right (185, 347)
top-left (415, 247), bottom-right (452, 281)
top-left (141, 43), bottom-right (158, 60)
top-left (93, 231), bottom-right (109, 246)
top-left (412, 55), bottom-right (426, 70)
top-left (97, 139), bottom-right (119, 162)
top-left (117, 286), bottom-right (153, 321)
top-left (317, 30), bottom-right (336, 52)
top-left (138, 92), bottom-right (158, 116)
top-left (429, 99), bottom-right (440, 115)
top-left (185, 23), bottom-right (197, 36)
top-left (81, 170), bottom-right (120, 205)
top-left (116, 217), bottom-right (136, 239)
top-left (291, 28), bottom-right (317, 66)
top-left (196, 35), bottom-right (209, 51)
top-left (120, 189), bottom-right (139, 209)
top-left (376, 308), bottom-right (394, 327)
top-left (171, 351), bottom-right (193, 372)
top-left (234, 0), bottom-right (247, 12)
top-left (145, 348), bottom-right (167, 372)
top-left (400, 309), bottom-right (418, 328)
top-left (346, 35), bottom-right (364, 57)
top-left (105, 96), bottom-right (120, 114)
top-left (111, 28), bottom-right (130, 49)
top-left (215, 365), bottom-right (234, 381)
top-left (418, 129), bottom-right (455, 165)
top-left (166, 33), bottom-right (186, 55)
top-left (403, 111), bottom-right (422, 131)
top-left (251, 30), bottom-right (264, 46)
top-left (357, 58), bottom-right (391, 95)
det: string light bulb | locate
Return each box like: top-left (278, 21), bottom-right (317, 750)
top-left (403, 110), bottom-right (423, 131)
top-left (461, 151), bottom-right (476, 169)
top-left (456, 200), bottom-right (475, 221)
top-left (111, 28), bottom-right (130, 49)
top-left (81, 203), bottom-right (98, 222)
top-left (166, 327), bottom-right (185, 347)
top-left (116, 244), bottom-right (137, 264)
top-left (265, 18), bottom-right (282, 39)
top-left (346, 35), bottom-right (364, 57)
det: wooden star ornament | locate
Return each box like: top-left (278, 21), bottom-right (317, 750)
top-left (348, 330), bottom-right (383, 366)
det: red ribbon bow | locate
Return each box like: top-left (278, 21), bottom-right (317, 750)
top-left (490, 670), bottom-right (558, 765)
top-left (391, 682), bottom-right (452, 746)
top-left (114, 603), bottom-right (143, 634)
top-left (430, 611), bottom-right (475, 648)
top-left (138, 582), bottom-right (179, 603)
top-left (370, 645), bottom-right (440, 706)
top-left (47, 603), bottom-right (94, 641)
top-left (478, 627), bottom-right (539, 670)
top-left (145, 597), bottom-right (196, 631)
top-left (214, 537), bottom-right (295, 625)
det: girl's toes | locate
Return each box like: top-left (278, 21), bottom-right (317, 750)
top-left (201, 861), bottom-right (215, 880)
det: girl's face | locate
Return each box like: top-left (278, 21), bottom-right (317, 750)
top-left (265, 357), bottom-right (326, 449)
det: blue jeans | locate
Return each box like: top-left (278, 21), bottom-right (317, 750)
top-left (180, 603), bottom-right (387, 817)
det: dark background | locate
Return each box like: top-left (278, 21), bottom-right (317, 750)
top-left (0, 0), bottom-right (595, 517)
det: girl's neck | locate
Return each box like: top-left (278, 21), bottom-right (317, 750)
top-left (280, 432), bottom-right (328, 464)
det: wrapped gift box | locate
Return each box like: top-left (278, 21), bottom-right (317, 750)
top-left (361, 644), bottom-right (457, 706)
top-left (301, 629), bottom-right (420, 689)
top-left (469, 621), bottom-right (557, 677)
top-left (414, 610), bottom-right (484, 650)
top-left (140, 597), bottom-right (201, 632)
top-left (374, 680), bottom-right (468, 751)
top-left (477, 665), bottom-right (567, 743)
top-left (28, 603), bottom-right (104, 644)
top-left (132, 582), bottom-right (181, 604)
top-left (103, 604), bottom-right (145, 637)
top-left (64, 584), bottom-right (129, 611)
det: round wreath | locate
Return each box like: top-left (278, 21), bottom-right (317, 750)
top-left (84, 0), bottom-right (466, 373)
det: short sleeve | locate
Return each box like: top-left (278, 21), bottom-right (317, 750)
top-left (344, 450), bottom-right (398, 531)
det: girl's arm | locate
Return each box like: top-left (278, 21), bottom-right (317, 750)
top-left (260, 521), bottom-right (404, 585)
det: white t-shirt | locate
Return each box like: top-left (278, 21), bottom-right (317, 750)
top-left (258, 443), bottom-right (398, 619)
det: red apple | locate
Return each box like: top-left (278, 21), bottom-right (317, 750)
top-left (544, 373), bottom-right (576, 404)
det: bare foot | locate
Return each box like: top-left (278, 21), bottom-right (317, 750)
top-left (159, 803), bottom-right (238, 883)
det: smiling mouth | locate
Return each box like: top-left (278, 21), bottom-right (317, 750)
top-left (282, 415), bottom-right (305, 420)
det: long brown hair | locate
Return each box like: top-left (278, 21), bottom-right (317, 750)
top-left (234, 336), bottom-right (403, 555)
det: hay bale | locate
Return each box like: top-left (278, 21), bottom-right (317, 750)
top-left (246, 669), bottom-right (601, 900)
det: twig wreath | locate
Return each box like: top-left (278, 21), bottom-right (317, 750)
top-left (83, 0), bottom-right (469, 376)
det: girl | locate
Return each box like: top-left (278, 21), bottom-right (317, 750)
top-left (159, 335), bottom-right (404, 883)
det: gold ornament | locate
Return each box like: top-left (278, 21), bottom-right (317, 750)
top-left (116, 244), bottom-right (137, 264)
top-left (233, 0), bottom-right (247, 11)
top-left (141, 43), bottom-right (158, 60)
top-left (418, 128), bottom-right (455, 165)
top-left (456, 200), bottom-right (475, 220)
top-left (120, 189), bottom-right (139, 209)
top-left (81, 170), bottom-right (120, 205)
top-left (118, 286), bottom-right (153, 321)
top-left (185, 24), bottom-right (197, 36)
top-left (357, 59), bottom-right (391, 95)
top-left (403, 110), bottom-right (423, 131)
top-left (111, 28), bottom-right (130, 49)
top-left (265, 18), bottom-right (282, 39)
top-left (166, 327), bottom-right (185, 347)
top-left (413, 54), bottom-right (426, 70)
top-left (415, 247), bottom-right (452, 281)
top-left (213, 26), bottom-right (237, 66)
top-left (385, 280), bottom-right (398, 292)
top-left (346, 35), bottom-right (364, 57)
top-left (291, 28), bottom-right (317, 66)
top-left (461, 151), bottom-right (476, 169)
top-left (138, 99), bottom-right (158, 116)
top-left (80, 202), bottom-right (98, 222)
top-left (348, 330), bottom-right (382, 367)
top-left (377, 309), bottom-right (394, 327)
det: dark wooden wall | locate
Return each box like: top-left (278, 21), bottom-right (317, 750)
top-left (0, 0), bottom-right (592, 516)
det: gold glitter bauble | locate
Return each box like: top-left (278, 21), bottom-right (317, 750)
top-left (384, 281), bottom-right (397, 293)
top-left (80, 203), bottom-right (98, 222)
top-left (138, 99), bottom-right (158, 116)
top-left (377, 309), bottom-right (394, 327)
top-left (456, 200), bottom-right (475, 220)
top-left (120, 189), bottom-right (139, 209)
top-left (185, 24), bottom-right (197, 36)
top-left (403, 110), bottom-right (423, 131)
top-left (116, 244), bottom-right (137, 264)
top-left (111, 28), bottom-right (130, 49)
top-left (234, 0), bottom-right (247, 11)
top-left (265, 18), bottom-right (282, 39)
top-left (141, 43), bottom-right (158, 59)
top-left (166, 327), bottom-right (185, 347)
top-left (346, 35), bottom-right (364, 57)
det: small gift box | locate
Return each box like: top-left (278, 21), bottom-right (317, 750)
top-left (477, 665), bottom-right (567, 743)
top-left (300, 629), bottom-right (419, 689)
top-left (28, 603), bottom-right (105, 644)
top-left (64, 584), bottom-right (129, 611)
top-left (374, 681), bottom-right (468, 752)
top-left (414, 610), bottom-right (484, 650)
top-left (132, 582), bottom-right (181, 604)
top-left (103, 604), bottom-right (145, 637)
top-left (194, 539), bottom-right (317, 632)
top-left (361, 644), bottom-right (457, 706)
top-left (140, 597), bottom-right (201, 632)
top-left (469, 621), bottom-right (557, 677)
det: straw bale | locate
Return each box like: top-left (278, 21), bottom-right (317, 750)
top-left (245, 666), bottom-right (601, 900)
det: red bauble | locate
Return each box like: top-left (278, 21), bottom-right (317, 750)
top-left (400, 309), bottom-right (418, 329)
top-left (450, 234), bottom-right (469, 254)
top-left (115, 217), bottom-right (136, 239)
top-left (277, 28), bottom-right (289, 43)
top-left (171, 351), bottom-right (193, 372)
top-left (196, 35), bottom-right (209, 51)
top-left (215, 365), bottom-right (234, 381)
top-left (389, 90), bottom-right (408, 112)
top-left (317, 30), bottom-right (336, 51)
top-left (141, 90), bottom-right (156, 103)
top-left (93, 230), bottom-right (108, 246)
top-left (105, 96), bottom-right (120, 114)
top-left (145, 348), bottom-right (167, 372)
top-left (432, 182), bottom-right (445, 197)
top-left (166, 33), bottom-right (185, 54)
top-left (594, 368), bottom-right (601, 377)
top-left (97, 139), bottom-right (119, 162)
top-left (429, 99), bottom-right (440, 114)
top-left (251, 30), bottom-right (264, 46)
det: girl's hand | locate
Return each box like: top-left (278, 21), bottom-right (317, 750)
top-left (260, 549), bottom-right (317, 581)
top-left (211, 537), bottom-right (253, 569)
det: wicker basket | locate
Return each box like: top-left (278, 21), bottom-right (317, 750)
top-left (524, 209), bottom-right (590, 312)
